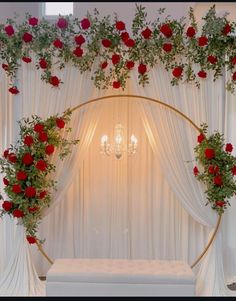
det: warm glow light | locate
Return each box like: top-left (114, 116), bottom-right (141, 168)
top-left (130, 134), bottom-right (138, 144)
top-left (100, 124), bottom-right (137, 159)
top-left (101, 135), bottom-right (108, 144)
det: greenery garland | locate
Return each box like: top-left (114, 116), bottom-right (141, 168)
top-left (194, 124), bottom-right (236, 215)
top-left (1, 4), bottom-right (236, 95)
top-left (0, 110), bottom-right (79, 244)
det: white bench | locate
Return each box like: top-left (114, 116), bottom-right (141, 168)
top-left (46, 258), bottom-right (196, 296)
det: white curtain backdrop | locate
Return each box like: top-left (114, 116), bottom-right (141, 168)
top-left (32, 97), bottom-right (209, 278)
top-left (130, 66), bottom-right (232, 295)
top-left (0, 58), bottom-right (236, 296)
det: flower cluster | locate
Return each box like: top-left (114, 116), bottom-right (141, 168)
top-left (0, 110), bottom-right (79, 244)
top-left (1, 5), bottom-right (236, 94)
top-left (193, 124), bottom-right (236, 215)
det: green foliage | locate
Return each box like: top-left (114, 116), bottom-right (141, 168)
top-left (1, 5), bottom-right (236, 93)
top-left (194, 124), bottom-right (236, 215)
top-left (0, 110), bottom-right (79, 243)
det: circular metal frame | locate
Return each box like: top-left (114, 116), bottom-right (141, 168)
top-left (36, 94), bottom-right (221, 269)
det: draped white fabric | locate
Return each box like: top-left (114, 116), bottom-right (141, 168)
top-left (31, 98), bottom-right (209, 278)
top-left (130, 66), bottom-right (232, 295)
top-left (0, 58), bottom-right (236, 296)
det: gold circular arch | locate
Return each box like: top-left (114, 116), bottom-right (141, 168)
top-left (36, 94), bottom-right (221, 270)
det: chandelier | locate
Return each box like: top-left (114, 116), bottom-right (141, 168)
top-left (100, 123), bottom-right (138, 159)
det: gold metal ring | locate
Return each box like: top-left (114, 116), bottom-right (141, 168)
top-left (36, 94), bottom-right (221, 269)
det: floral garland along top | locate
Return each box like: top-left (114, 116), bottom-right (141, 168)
top-left (1, 4), bottom-right (236, 95)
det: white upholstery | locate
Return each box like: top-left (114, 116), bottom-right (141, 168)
top-left (46, 258), bottom-right (196, 296)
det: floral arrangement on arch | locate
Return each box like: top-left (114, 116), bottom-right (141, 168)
top-left (193, 124), bottom-right (236, 215)
top-left (0, 110), bottom-right (79, 244)
top-left (1, 4), bottom-right (236, 95)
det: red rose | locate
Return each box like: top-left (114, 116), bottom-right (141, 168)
top-left (22, 32), bottom-right (33, 43)
top-left (5, 25), bottom-right (14, 36)
top-left (100, 61), bottom-right (108, 69)
top-left (198, 36), bottom-right (208, 46)
top-left (231, 57), bottom-right (236, 65)
top-left (24, 135), bottom-right (34, 146)
top-left (193, 166), bottom-right (199, 176)
top-left (102, 39), bottom-right (112, 48)
top-left (50, 76), bottom-right (60, 87)
top-left (113, 81), bottom-right (121, 89)
top-left (28, 206), bottom-right (39, 213)
top-left (8, 153), bottom-right (17, 163)
top-left (57, 17), bottom-right (68, 29)
top-left (124, 38), bottom-right (135, 48)
top-left (223, 23), bottom-right (231, 35)
top-left (138, 63), bottom-right (147, 75)
top-left (75, 34), bottom-right (85, 45)
top-left (111, 54), bottom-right (120, 65)
top-left (126, 61), bottom-right (135, 70)
top-left (225, 143), bottom-right (233, 152)
top-left (2, 201), bottom-right (12, 211)
top-left (29, 17), bottom-right (38, 26)
top-left (214, 175), bottom-right (223, 186)
top-left (81, 18), bottom-right (90, 30)
top-left (232, 72), bottom-right (236, 81)
top-left (121, 32), bottom-right (129, 42)
top-left (207, 55), bottom-right (217, 64)
top-left (13, 209), bottom-right (24, 218)
top-left (25, 186), bottom-right (36, 198)
top-left (36, 159), bottom-right (47, 172)
top-left (214, 166), bottom-right (219, 174)
top-left (205, 148), bottom-right (215, 159)
top-left (12, 184), bottom-right (22, 194)
top-left (26, 235), bottom-right (36, 244)
top-left (73, 47), bottom-right (83, 57)
top-left (172, 67), bottom-right (183, 78)
top-left (38, 131), bottom-right (48, 142)
top-left (56, 118), bottom-right (65, 129)
top-left (3, 149), bottom-right (9, 158)
top-left (39, 59), bottom-right (47, 69)
top-left (208, 165), bottom-right (214, 174)
top-left (160, 24), bottom-right (172, 38)
top-left (16, 171), bottom-right (27, 181)
top-left (2, 64), bottom-right (9, 71)
top-left (9, 87), bottom-right (19, 95)
top-left (186, 26), bottom-right (196, 38)
top-left (215, 200), bottom-right (225, 207)
top-left (162, 43), bottom-right (172, 52)
top-left (198, 70), bottom-right (207, 78)
top-left (39, 190), bottom-right (47, 199)
top-left (22, 153), bottom-right (33, 165)
top-left (141, 27), bottom-right (152, 39)
top-left (53, 39), bottom-right (63, 49)
top-left (45, 144), bottom-right (55, 155)
top-left (3, 178), bottom-right (9, 185)
top-left (22, 56), bottom-right (32, 63)
top-left (232, 166), bottom-right (236, 176)
top-left (116, 21), bottom-right (125, 31)
top-left (34, 123), bottom-right (44, 133)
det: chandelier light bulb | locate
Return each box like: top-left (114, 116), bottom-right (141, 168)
top-left (100, 124), bottom-right (137, 159)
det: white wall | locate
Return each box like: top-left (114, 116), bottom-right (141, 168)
top-left (0, 2), bottom-right (195, 24)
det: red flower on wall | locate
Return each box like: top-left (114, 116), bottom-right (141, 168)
top-left (28, 17), bottom-right (38, 26)
top-left (186, 26), bottom-right (196, 37)
top-left (57, 18), bottom-right (68, 29)
top-left (81, 18), bottom-right (90, 30)
top-left (116, 21), bottom-right (125, 31)
top-left (141, 27), bottom-right (152, 39)
top-left (160, 24), bottom-right (172, 38)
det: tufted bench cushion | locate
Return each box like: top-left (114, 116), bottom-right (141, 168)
top-left (46, 258), bottom-right (196, 296)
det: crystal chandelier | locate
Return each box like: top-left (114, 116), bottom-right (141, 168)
top-left (100, 123), bottom-right (138, 159)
